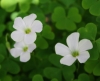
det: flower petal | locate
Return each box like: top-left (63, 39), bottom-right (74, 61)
top-left (24, 32), bottom-right (37, 44)
top-left (14, 42), bottom-right (25, 48)
top-left (67, 32), bottom-right (79, 51)
top-left (23, 14), bottom-right (37, 27)
top-left (77, 51), bottom-right (90, 63)
top-left (20, 52), bottom-right (30, 62)
top-left (31, 20), bottom-right (43, 33)
top-left (10, 48), bottom-right (22, 58)
top-left (28, 43), bottom-right (36, 52)
top-left (79, 39), bottom-right (93, 52)
top-left (13, 17), bottom-right (26, 31)
top-left (55, 43), bottom-right (70, 56)
top-left (11, 31), bottom-right (24, 42)
top-left (60, 55), bottom-right (76, 66)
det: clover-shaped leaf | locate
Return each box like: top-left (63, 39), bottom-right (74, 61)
top-left (42, 25), bottom-right (55, 40)
top-left (67, 7), bottom-right (82, 23)
top-left (82, 0), bottom-right (96, 9)
top-left (52, 6), bottom-right (78, 31)
top-left (56, 18), bottom-right (76, 31)
top-left (82, 0), bottom-right (100, 16)
top-left (89, 1), bottom-right (100, 16)
top-left (51, 6), bottom-right (66, 22)
top-left (78, 23), bottom-right (97, 40)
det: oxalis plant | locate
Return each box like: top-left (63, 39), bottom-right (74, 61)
top-left (0, 0), bottom-right (100, 81)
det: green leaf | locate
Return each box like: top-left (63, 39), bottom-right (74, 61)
top-left (96, 38), bottom-right (100, 53)
top-left (43, 67), bottom-right (62, 81)
top-left (51, 6), bottom-right (66, 22)
top-left (49, 54), bottom-right (62, 68)
top-left (89, 1), bottom-right (100, 16)
top-left (0, 44), bottom-right (7, 56)
top-left (67, 7), bottom-right (82, 23)
top-left (0, 24), bottom-right (6, 37)
top-left (93, 62), bottom-right (100, 76)
top-left (89, 43), bottom-right (99, 60)
top-left (51, 78), bottom-right (58, 81)
top-left (56, 18), bottom-right (76, 31)
top-left (82, 0), bottom-right (96, 9)
top-left (62, 65), bottom-right (76, 81)
top-left (7, 21), bottom-right (14, 32)
top-left (78, 73), bottom-right (90, 81)
top-left (0, 8), bottom-right (7, 23)
top-left (0, 54), bottom-right (5, 63)
top-left (1, 0), bottom-right (17, 12)
top-left (32, 0), bottom-right (39, 5)
top-left (78, 23), bottom-right (97, 40)
top-left (32, 74), bottom-right (44, 81)
top-left (42, 25), bottom-right (55, 40)
top-left (2, 59), bottom-right (20, 74)
top-left (96, 16), bottom-right (100, 23)
top-left (0, 68), bottom-right (7, 78)
top-left (19, 2), bottom-right (30, 13)
top-left (36, 36), bottom-right (48, 49)
top-left (10, 12), bottom-right (19, 20)
top-left (22, 60), bottom-right (36, 72)
top-left (1, 75), bottom-right (12, 81)
top-left (84, 60), bottom-right (98, 73)
top-left (59, 0), bottom-right (75, 7)
top-left (36, 13), bottom-right (45, 24)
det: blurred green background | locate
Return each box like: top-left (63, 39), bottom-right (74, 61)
top-left (0, 0), bottom-right (100, 81)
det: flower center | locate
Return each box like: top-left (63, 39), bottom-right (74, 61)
top-left (25, 28), bottom-right (31, 34)
top-left (72, 51), bottom-right (79, 57)
top-left (23, 46), bottom-right (28, 52)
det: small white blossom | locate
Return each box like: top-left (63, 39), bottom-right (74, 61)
top-left (10, 42), bottom-right (36, 62)
top-left (11, 14), bottom-right (43, 44)
top-left (55, 32), bottom-right (93, 66)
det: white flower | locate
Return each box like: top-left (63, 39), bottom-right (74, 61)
top-left (11, 14), bottom-right (43, 44)
top-left (10, 42), bottom-right (36, 62)
top-left (55, 32), bottom-right (93, 66)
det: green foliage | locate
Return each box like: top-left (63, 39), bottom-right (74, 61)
top-left (43, 67), bottom-right (62, 81)
top-left (1, 75), bottom-right (12, 81)
top-left (0, 0), bottom-right (100, 81)
top-left (78, 73), bottom-right (90, 81)
top-left (36, 36), bottom-right (48, 49)
top-left (77, 23), bottom-right (97, 40)
top-left (32, 74), bottom-right (44, 81)
top-left (82, 0), bottom-right (100, 16)
top-left (42, 25), bottom-right (55, 40)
